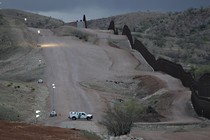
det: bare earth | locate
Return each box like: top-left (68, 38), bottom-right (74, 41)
top-left (26, 28), bottom-right (210, 139)
top-left (0, 120), bottom-right (93, 140)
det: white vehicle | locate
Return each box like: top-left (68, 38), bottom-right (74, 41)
top-left (68, 111), bottom-right (93, 120)
top-left (50, 110), bottom-right (57, 117)
top-left (37, 79), bottom-right (43, 83)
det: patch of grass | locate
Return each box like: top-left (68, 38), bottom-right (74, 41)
top-left (7, 83), bottom-right (13, 87)
top-left (144, 94), bottom-right (161, 106)
top-left (195, 65), bottom-right (210, 79)
top-left (31, 87), bottom-right (35, 91)
top-left (79, 130), bottom-right (102, 140)
top-left (80, 80), bottom-right (138, 96)
top-left (0, 105), bottom-right (20, 121)
top-left (52, 26), bottom-right (99, 44)
top-left (14, 85), bottom-right (20, 89)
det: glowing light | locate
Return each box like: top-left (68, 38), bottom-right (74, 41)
top-left (36, 110), bottom-right (40, 113)
top-left (40, 43), bottom-right (60, 48)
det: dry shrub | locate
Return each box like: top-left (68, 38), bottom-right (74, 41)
top-left (100, 99), bottom-right (144, 136)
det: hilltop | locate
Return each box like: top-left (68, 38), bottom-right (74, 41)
top-left (88, 11), bottom-right (167, 31)
top-left (88, 7), bottom-right (210, 74)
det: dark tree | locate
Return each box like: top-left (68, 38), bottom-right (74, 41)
top-left (83, 14), bottom-right (87, 28)
top-left (108, 20), bottom-right (115, 32)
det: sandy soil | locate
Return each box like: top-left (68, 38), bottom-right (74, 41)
top-left (0, 120), bottom-right (96, 140)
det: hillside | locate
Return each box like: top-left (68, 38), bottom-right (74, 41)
top-left (0, 9), bottom-right (64, 29)
top-left (0, 9), bottom-right (49, 123)
top-left (88, 11), bottom-right (167, 31)
top-left (1, 8), bottom-right (210, 140)
top-left (88, 7), bottom-right (210, 75)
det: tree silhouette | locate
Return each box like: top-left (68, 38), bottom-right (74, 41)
top-left (108, 20), bottom-right (115, 32)
top-left (83, 14), bottom-right (87, 28)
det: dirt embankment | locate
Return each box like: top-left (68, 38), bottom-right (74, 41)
top-left (0, 121), bottom-right (99, 140)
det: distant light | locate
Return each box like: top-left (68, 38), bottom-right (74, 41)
top-left (52, 84), bottom-right (55, 87)
top-left (41, 43), bottom-right (60, 48)
top-left (36, 110), bottom-right (41, 113)
top-left (53, 86), bottom-right (55, 89)
top-left (38, 30), bottom-right (40, 34)
top-left (24, 18), bottom-right (27, 22)
top-left (36, 114), bottom-right (40, 118)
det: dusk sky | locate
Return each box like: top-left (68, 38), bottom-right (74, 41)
top-left (1, 0), bottom-right (210, 22)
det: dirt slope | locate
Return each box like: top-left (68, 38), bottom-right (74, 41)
top-left (0, 121), bottom-right (97, 140)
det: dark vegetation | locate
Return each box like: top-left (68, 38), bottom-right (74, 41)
top-left (101, 99), bottom-right (144, 136)
top-left (83, 14), bottom-right (87, 28)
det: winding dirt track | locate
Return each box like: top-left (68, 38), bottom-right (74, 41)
top-left (37, 28), bottom-right (205, 138)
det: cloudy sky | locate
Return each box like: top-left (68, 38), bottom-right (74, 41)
top-left (1, 0), bottom-right (210, 22)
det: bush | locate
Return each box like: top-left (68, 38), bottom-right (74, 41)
top-left (100, 99), bottom-right (144, 136)
top-left (79, 130), bottom-right (102, 140)
top-left (195, 65), bottom-right (210, 79)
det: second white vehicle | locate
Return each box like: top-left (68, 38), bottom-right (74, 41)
top-left (68, 111), bottom-right (93, 120)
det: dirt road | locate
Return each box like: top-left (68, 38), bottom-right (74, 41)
top-left (38, 29), bottom-right (143, 131)
top-left (35, 28), bottom-right (208, 139)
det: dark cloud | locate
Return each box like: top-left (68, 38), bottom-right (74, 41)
top-left (1, 0), bottom-right (210, 21)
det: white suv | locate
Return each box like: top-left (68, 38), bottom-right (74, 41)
top-left (68, 111), bottom-right (93, 120)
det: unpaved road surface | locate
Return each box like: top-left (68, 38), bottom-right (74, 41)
top-left (35, 28), bottom-right (209, 139)
top-left (39, 28), bottom-right (141, 133)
